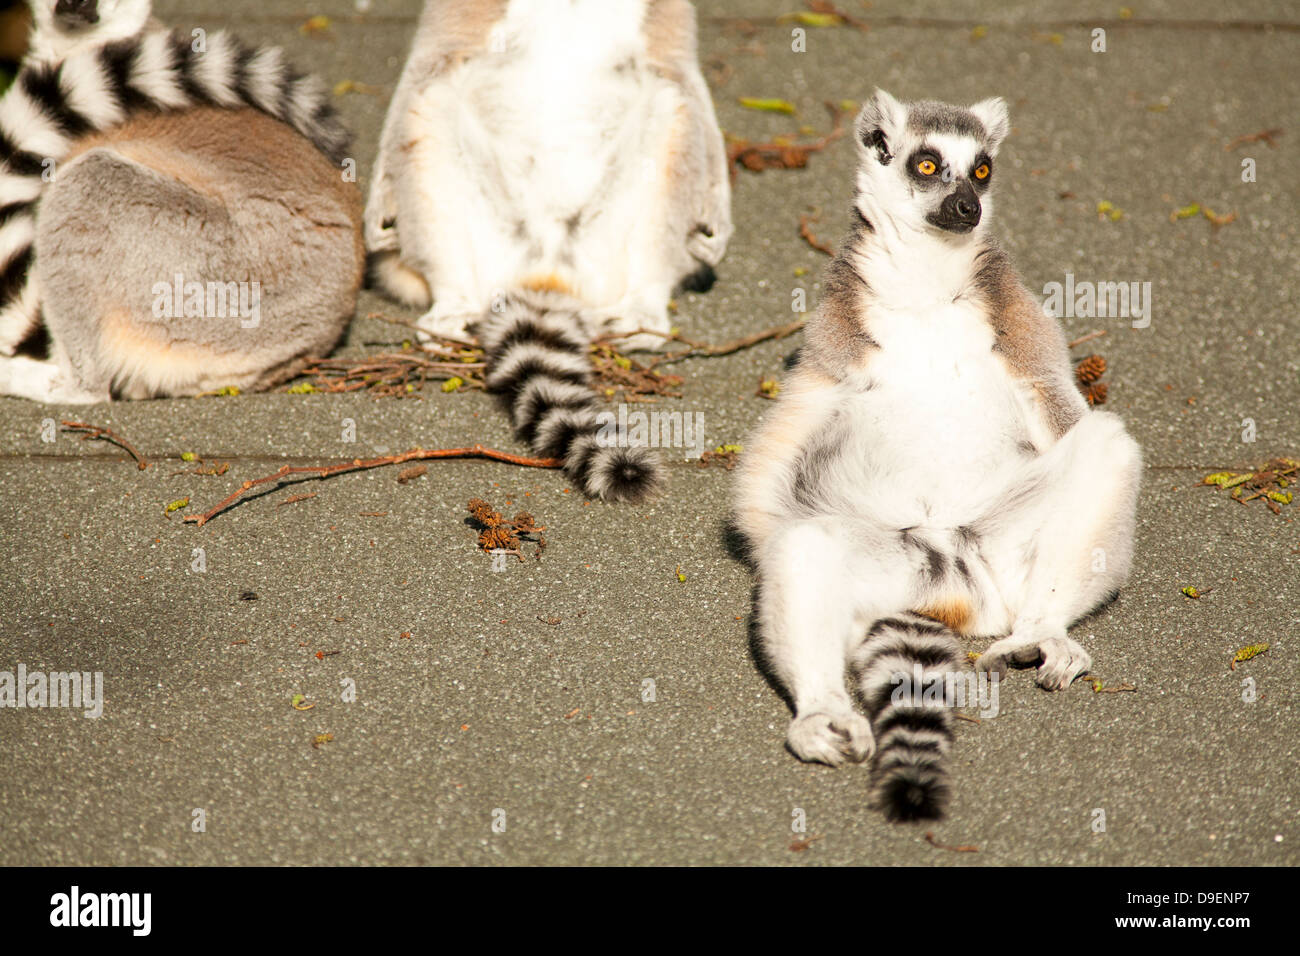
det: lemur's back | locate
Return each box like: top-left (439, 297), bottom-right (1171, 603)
top-left (35, 107), bottom-right (363, 398)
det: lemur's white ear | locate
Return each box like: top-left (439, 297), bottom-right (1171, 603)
top-left (855, 89), bottom-right (906, 162)
top-left (970, 97), bottom-right (1010, 150)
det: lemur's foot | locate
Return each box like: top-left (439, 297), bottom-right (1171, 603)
top-left (415, 306), bottom-right (477, 345)
top-left (787, 709), bottom-right (875, 766)
top-left (976, 635), bottom-right (1092, 691)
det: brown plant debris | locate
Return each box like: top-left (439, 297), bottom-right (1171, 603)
top-left (789, 833), bottom-right (824, 852)
top-left (278, 492), bottom-right (318, 507)
top-left (184, 446), bottom-right (562, 527)
top-left (799, 210), bottom-right (836, 256)
top-left (924, 832), bottom-right (978, 853)
top-left (726, 101), bottom-right (846, 179)
top-left (1080, 677), bottom-right (1137, 693)
top-left (397, 465), bottom-right (428, 484)
top-left (467, 497), bottom-right (547, 561)
top-left (1075, 354), bottom-right (1106, 384)
top-left (60, 420), bottom-right (149, 469)
top-left (1073, 354), bottom-right (1109, 406)
top-left (698, 444), bottom-right (743, 470)
top-left (1066, 329), bottom-right (1107, 349)
top-left (171, 460), bottom-right (230, 477)
top-left (1201, 458), bottom-right (1298, 514)
top-left (589, 344), bottom-right (684, 403)
top-left (804, 0), bottom-right (870, 30)
top-left (1224, 128), bottom-right (1282, 150)
top-left (298, 333), bottom-right (485, 398)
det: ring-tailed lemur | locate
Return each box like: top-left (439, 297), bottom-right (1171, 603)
top-left (734, 91), bottom-right (1142, 821)
top-left (0, 0), bottom-right (351, 358)
top-left (366, 0), bottom-right (732, 501)
top-left (0, 0), bottom-right (363, 401)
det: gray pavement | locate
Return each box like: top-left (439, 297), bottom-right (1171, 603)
top-left (1, 0), bottom-right (1298, 865)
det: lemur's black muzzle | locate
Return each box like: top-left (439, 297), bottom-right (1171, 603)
top-left (928, 181), bottom-right (982, 234)
top-left (55, 0), bottom-right (100, 27)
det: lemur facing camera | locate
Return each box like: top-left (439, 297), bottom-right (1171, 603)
top-left (733, 91), bottom-right (1142, 821)
top-left (0, 0), bottom-right (363, 402)
top-left (366, 0), bottom-right (732, 502)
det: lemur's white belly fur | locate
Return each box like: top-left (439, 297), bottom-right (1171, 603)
top-left (833, 300), bottom-right (1051, 529)
top-left (425, 0), bottom-right (664, 304)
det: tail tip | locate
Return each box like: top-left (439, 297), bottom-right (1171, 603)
top-left (578, 444), bottom-right (665, 503)
top-left (877, 767), bottom-right (949, 822)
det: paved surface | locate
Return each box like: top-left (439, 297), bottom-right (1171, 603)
top-left (1, 0), bottom-right (1297, 865)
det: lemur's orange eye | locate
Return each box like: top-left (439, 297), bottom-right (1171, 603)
top-left (974, 163), bottom-right (990, 180)
top-left (917, 159), bottom-right (937, 176)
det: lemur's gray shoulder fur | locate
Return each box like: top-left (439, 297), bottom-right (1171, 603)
top-left (973, 241), bottom-right (1087, 438)
top-left (801, 211), bottom-right (879, 378)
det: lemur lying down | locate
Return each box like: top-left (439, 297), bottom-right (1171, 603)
top-left (733, 90), bottom-right (1142, 821)
top-left (0, 0), bottom-right (362, 402)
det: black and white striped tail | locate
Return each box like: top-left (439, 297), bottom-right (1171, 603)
top-left (853, 616), bottom-right (963, 821)
top-left (478, 290), bottom-right (665, 503)
top-left (0, 26), bottom-right (351, 349)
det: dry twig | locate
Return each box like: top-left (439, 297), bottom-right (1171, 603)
top-left (60, 421), bottom-right (149, 470)
top-left (924, 832), bottom-right (978, 853)
top-left (799, 211), bottom-right (836, 255)
top-left (184, 446), bottom-right (562, 527)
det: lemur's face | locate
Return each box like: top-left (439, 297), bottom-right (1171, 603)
top-left (854, 90), bottom-right (1010, 240)
top-left (32, 0), bottom-right (149, 35)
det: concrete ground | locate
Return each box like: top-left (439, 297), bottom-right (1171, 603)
top-left (1, 0), bottom-right (1297, 865)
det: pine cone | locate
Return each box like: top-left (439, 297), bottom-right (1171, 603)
top-left (1075, 354), bottom-right (1107, 385)
top-left (1084, 381), bottom-right (1109, 406)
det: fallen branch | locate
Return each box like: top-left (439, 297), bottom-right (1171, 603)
top-left (599, 317), bottom-right (808, 370)
top-left (60, 420), bottom-right (149, 470)
top-left (184, 446), bottom-right (563, 527)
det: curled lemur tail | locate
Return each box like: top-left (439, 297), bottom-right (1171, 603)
top-left (0, 26), bottom-right (351, 339)
top-left (477, 290), bottom-right (665, 503)
top-left (852, 616), bottom-right (963, 821)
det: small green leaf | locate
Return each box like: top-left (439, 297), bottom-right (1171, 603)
top-left (782, 12), bottom-right (842, 28)
top-left (739, 97), bottom-right (797, 115)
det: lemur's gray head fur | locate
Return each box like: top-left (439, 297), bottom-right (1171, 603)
top-left (28, 0), bottom-right (152, 60)
top-left (853, 89), bottom-right (1010, 240)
